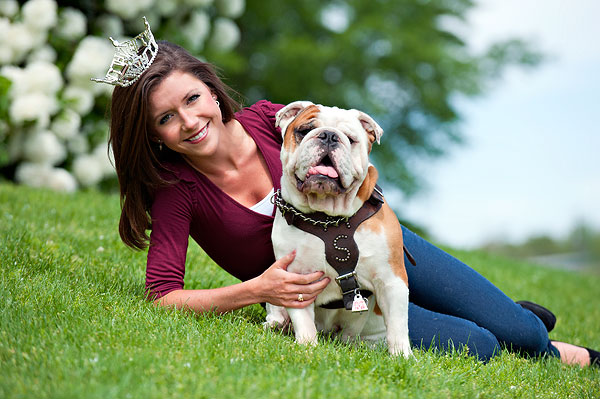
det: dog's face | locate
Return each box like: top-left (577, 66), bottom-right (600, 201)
top-left (276, 101), bottom-right (383, 216)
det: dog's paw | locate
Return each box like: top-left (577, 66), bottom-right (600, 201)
top-left (388, 340), bottom-right (413, 359)
top-left (295, 335), bottom-right (319, 346)
top-left (263, 317), bottom-right (290, 331)
top-left (264, 304), bottom-right (291, 331)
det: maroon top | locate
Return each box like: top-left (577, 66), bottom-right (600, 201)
top-left (145, 100), bottom-right (285, 299)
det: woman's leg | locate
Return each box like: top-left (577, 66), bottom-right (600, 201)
top-left (401, 226), bottom-right (559, 358)
top-left (408, 302), bottom-right (501, 362)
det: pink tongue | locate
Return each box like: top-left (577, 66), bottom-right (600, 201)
top-left (308, 165), bottom-right (338, 178)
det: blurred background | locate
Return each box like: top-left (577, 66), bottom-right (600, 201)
top-left (0, 0), bottom-right (598, 271)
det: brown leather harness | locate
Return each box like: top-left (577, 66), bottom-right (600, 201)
top-left (273, 187), bottom-right (416, 310)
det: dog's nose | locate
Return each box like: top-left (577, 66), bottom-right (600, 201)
top-left (318, 130), bottom-right (339, 146)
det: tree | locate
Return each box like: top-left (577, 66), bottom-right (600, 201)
top-left (209, 0), bottom-right (542, 196)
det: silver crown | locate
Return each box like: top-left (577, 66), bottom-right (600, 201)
top-left (91, 16), bottom-right (159, 87)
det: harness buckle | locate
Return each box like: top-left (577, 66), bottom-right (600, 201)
top-left (335, 271), bottom-right (357, 284)
top-left (335, 271), bottom-right (359, 295)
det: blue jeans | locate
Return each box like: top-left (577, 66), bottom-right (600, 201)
top-left (402, 226), bottom-right (560, 362)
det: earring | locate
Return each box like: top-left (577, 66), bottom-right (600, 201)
top-left (213, 97), bottom-right (220, 107)
top-left (158, 140), bottom-right (163, 151)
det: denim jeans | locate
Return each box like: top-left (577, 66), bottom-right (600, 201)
top-left (402, 226), bottom-right (560, 362)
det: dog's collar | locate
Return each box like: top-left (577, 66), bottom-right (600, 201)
top-left (272, 193), bottom-right (351, 230)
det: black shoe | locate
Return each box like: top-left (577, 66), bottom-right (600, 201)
top-left (516, 300), bottom-right (557, 333)
top-left (586, 347), bottom-right (600, 367)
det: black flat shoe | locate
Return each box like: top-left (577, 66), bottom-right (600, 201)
top-left (586, 347), bottom-right (600, 367)
top-left (516, 300), bottom-right (557, 333)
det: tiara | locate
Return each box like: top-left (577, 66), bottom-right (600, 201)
top-left (91, 16), bottom-right (159, 87)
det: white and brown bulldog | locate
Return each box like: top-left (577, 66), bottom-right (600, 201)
top-left (266, 101), bottom-right (413, 357)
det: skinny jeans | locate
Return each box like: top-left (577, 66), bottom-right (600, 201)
top-left (402, 226), bottom-right (560, 362)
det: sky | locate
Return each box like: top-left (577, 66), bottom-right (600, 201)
top-left (400, 0), bottom-right (600, 248)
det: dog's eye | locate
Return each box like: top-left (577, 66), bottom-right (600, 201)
top-left (296, 127), bottom-right (311, 138)
top-left (348, 137), bottom-right (356, 144)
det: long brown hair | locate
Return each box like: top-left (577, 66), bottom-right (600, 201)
top-left (109, 40), bottom-right (241, 249)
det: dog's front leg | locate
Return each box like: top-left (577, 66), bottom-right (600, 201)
top-left (373, 279), bottom-right (413, 358)
top-left (287, 304), bottom-right (318, 345)
top-left (264, 303), bottom-right (290, 330)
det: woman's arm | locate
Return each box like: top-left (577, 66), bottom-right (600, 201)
top-left (155, 251), bottom-right (331, 314)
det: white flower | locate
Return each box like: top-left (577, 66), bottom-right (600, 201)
top-left (73, 154), bottom-right (104, 186)
top-left (183, 0), bottom-right (213, 7)
top-left (47, 167), bottom-right (77, 192)
top-left (23, 130), bottom-right (66, 165)
top-left (93, 143), bottom-right (115, 176)
top-left (182, 11), bottom-right (211, 51)
top-left (0, 17), bottom-right (9, 35)
top-left (55, 8), bottom-right (87, 41)
top-left (67, 134), bottom-right (89, 155)
top-left (62, 85), bottom-right (95, 115)
top-left (9, 92), bottom-right (58, 128)
top-left (0, 18), bottom-right (12, 64)
top-left (215, 0), bottom-right (245, 18)
top-left (6, 128), bottom-right (25, 161)
top-left (15, 163), bottom-right (77, 192)
top-left (23, 61), bottom-right (63, 95)
top-left (22, 0), bottom-right (57, 32)
top-left (209, 18), bottom-right (240, 52)
top-left (26, 44), bottom-right (57, 63)
top-left (105, 0), bottom-right (154, 20)
top-left (66, 36), bottom-right (115, 94)
top-left (28, 23), bottom-right (49, 49)
top-left (0, 65), bottom-right (24, 96)
top-left (0, 47), bottom-right (12, 65)
top-left (15, 162), bottom-right (49, 187)
top-left (51, 109), bottom-right (81, 140)
top-left (4, 22), bottom-right (36, 64)
top-left (0, 0), bottom-right (19, 18)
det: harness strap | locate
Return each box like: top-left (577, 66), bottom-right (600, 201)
top-left (277, 185), bottom-right (415, 310)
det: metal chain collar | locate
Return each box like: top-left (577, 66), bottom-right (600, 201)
top-left (272, 190), bottom-right (349, 230)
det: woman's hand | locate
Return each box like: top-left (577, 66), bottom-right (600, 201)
top-left (256, 251), bottom-right (330, 308)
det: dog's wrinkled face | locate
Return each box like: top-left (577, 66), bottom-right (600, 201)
top-left (276, 101), bottom-right (383, 216)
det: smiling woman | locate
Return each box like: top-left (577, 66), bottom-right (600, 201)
top-left (108, 40), bottom-right (242, 249)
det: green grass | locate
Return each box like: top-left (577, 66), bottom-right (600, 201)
top-left (1, 182), bottom-right (598, 399)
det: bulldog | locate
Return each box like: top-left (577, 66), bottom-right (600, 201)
top-left (266, 101), bottom-right (413, 357)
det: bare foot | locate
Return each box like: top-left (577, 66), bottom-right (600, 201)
top-left (551, 341), bottom-right (591, 367)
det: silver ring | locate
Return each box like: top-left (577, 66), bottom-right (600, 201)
top-left (297, 293), bottom-right (304, 302)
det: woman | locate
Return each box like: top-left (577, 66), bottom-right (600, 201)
top-left (105, 37), bottom-right (597, 366)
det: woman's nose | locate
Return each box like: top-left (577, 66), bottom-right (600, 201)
top-left (180, 110), bottom-right (197, 131)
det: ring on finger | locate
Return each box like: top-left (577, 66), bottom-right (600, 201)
top-left (297, 293), bottom-right (304, 302)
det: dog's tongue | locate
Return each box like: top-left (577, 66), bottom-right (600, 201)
top-left (308, 165), bottom-right (338, 178)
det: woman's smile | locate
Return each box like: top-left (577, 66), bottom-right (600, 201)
top-left (185, 122), bottom-right (209, 143)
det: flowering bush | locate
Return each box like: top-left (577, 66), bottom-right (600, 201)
top-left (0, 0), bottom-right (244, 192)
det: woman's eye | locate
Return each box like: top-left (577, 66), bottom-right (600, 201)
top-left (159, 114), bottom-right (172, 125)
top-left (187, 94), bottom-right (200, 103)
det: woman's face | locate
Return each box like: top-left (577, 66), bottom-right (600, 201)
top-left (149, 70), bottom-right (223, 159)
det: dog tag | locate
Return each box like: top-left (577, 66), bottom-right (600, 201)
top-left (351, 292), bottom-right (369, 312)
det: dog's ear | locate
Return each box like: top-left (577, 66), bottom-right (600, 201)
top-left (357, 111), bottom-right (383, 145)
top-left (275, 101), bottom-right (315, 135)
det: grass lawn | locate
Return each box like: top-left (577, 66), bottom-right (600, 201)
top-left (1, 182), bottom-right (598, 398)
